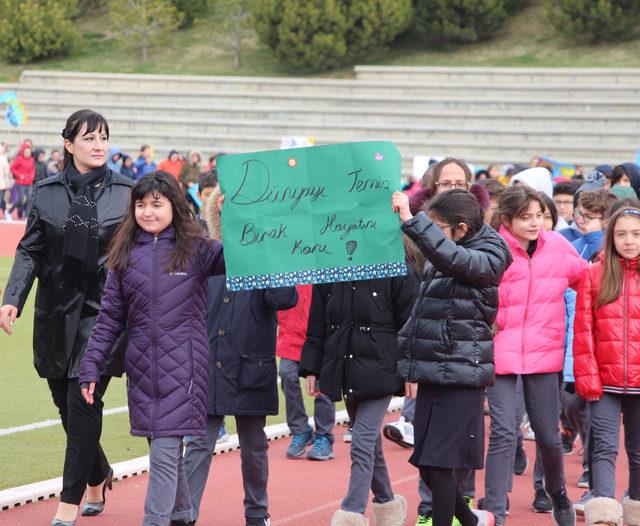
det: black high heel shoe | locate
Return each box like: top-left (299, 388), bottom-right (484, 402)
top-left (81, 467), bottom-right (113, 516)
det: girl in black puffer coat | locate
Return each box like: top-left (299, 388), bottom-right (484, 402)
top-left (392, 189), bottom-right (512, 526)
top-left (300, 260), bottom-right (419, 526)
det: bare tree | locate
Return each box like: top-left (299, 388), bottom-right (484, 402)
top-left (208, 0), bottom-right (253, 68)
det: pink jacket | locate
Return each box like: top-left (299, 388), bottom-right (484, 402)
top-left (494, 226), bottom-right (588, 375)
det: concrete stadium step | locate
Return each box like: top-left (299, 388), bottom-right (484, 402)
top-left (354, 66), bottom-right (640, 85)
top-left (15, 98), bottom-right (640, 133)
top-left (0, 125), bottom-right (629, 166)
top-left (18, 70), bottom-right (640, 98)
top-left (11, 112), bottom-right (640, 148)
top-left (6, 83), bottom-right (640, 115)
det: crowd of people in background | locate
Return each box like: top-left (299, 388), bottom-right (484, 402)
top-left (0, 139), bottom-right (226, 221)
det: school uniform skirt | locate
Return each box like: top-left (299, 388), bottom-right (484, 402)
top-left (409, 384), bottom-right (485, 470)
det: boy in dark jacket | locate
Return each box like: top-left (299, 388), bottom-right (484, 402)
top-left (182, 187), bottom-right (298, 526)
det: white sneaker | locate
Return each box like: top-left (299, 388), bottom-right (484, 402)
top-left (382, 417), bottom-right (414, 448)
top-left (4, 210), bottom-right (12, 221)
top-left (521, 417), bottom-right (535, 441)
top-left (343, 427), bottom-right (353, 443)
top-left (472, 509), bottom-right (496, 526)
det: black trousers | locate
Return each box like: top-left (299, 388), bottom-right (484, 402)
top-left (47, 376), bottom-right (111, 504)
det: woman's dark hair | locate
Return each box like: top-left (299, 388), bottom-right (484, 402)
top-left (107, 171), bottom-right (204, 273)
top-left (61, 109), bottom-right (110, 169)
top-left (538, 192), bottom-right (558, 230)
top-left (490, 185), bottom-right (546, 231)
top-left (426, 189), bottom-right (484, 242)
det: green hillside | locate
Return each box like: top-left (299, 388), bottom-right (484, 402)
top-left (1, 0), bottom-right (640, 83)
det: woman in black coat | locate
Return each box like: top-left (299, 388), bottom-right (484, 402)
top-left (392, 189), bottom-right (512, 526)
top-left (300, 265), bottom-right (419, 526)
top-left (0, 110), bottom-right (133, 526)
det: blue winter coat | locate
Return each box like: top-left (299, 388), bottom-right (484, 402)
top-left (79, 228), bottom-right (225, 438)
top-left (571, 230), bottom-right (604, 261)
top-left (206, 276), bottom-right (298, 416)
top-left (562, 289), bottom-right (577, 383)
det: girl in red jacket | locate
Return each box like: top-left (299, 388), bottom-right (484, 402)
top-left (574, 206), bottom-right (640, 526)
top-left (8, 141), bottom-right (35, 219)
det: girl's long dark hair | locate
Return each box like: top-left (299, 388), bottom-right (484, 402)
top-left (491, 185), bottom-right (546, 231)
top-left (597, 207), bottom-right (640, 308)
top-left (62, 109), bottom-right (110, 169)
top-left (426, 189), bottom-right (484, 242)
top-left (107, 171), bottom-right (205, 273)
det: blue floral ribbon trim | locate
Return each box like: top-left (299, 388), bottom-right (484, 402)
top-left (226, 262), bottom-right (408, 291)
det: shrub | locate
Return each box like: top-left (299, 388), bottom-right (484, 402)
top-left (170, 0), bottom-right (208, 27)
top-left (413, 0), bottom-right (510, 45)
top-left (0, 0), bottom-right (80, 64)
top-left (545, 0), bottom-right (640, 42)
top-left (254, 0), bottom-right (412, 72)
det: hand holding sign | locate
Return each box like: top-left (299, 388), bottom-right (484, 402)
top-left (218, 141), bottom-right (407, 290)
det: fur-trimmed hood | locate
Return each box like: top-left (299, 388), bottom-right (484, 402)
top-left (204, 184), bottom-right (222, 241)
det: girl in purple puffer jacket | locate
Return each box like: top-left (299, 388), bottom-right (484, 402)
top-left (79, 171), bottom-right (224, 526)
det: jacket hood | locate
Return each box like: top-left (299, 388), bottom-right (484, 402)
top-left (509, 167), bottom-right (553, 197)
top-left (205, 185), bottom-right (222, 241)
top-left (408, 183), bottom-right (489, 215)
top-left (469, 183), bottom-right (490, 210)
top-left (18, 142), bottom-right (32, 157)
top-left (187, 149), bottom-right (202, 166)
top-left (618, 162), bottom-right (640, 197)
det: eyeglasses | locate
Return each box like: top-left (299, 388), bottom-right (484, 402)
top-left (554, 199), bottom-right (573, 207)
top-left (574, 208), bottom-right (602, 223)
top-left (435, 182), bottom-right (469, 190)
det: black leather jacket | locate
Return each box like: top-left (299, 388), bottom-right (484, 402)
top-left (3, 168), bottom-right (133, 379)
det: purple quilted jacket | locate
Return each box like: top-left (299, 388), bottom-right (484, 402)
top-left (79, 228), bottom-right (224, 438)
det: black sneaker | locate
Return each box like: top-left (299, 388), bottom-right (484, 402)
top-left (577, 470), bottom-right (589, 489)
top-left (532, 488), bottom-right (553, 513)
top-left (561, 430), bottom-right (576, 455)
top-left (513, 445), bottom-right (528, 475)
top-left (551, 490), bottom-right (576, 526)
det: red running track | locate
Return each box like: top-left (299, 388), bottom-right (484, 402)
top-left (0, 413), bottom-right (630, 525)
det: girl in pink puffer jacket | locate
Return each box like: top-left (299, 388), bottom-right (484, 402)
top-left (483, 185), bottom-right (587, 526)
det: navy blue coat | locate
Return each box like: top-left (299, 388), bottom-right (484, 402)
top-left (206, 275), bottom-right (298, 416)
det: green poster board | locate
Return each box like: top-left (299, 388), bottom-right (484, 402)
top-left (217, 141), bottom-right (407, 290)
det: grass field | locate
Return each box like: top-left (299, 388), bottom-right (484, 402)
top-left (0, 255), bottom-right (337, 490)
top-left (2, 0), bottom-right (640, 83)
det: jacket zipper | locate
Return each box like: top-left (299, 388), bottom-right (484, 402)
top-left (623, 261), bottom-right (629, 393)
top-left (187, 335), bottom-right (194, 394)
top-left (151, 235), bottom-right (159, 438)
top-left (521, 251), bottom-right (533, 373)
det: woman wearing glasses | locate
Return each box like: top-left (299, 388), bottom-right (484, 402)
top-left (408, 158), bottom-right (490, 216)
